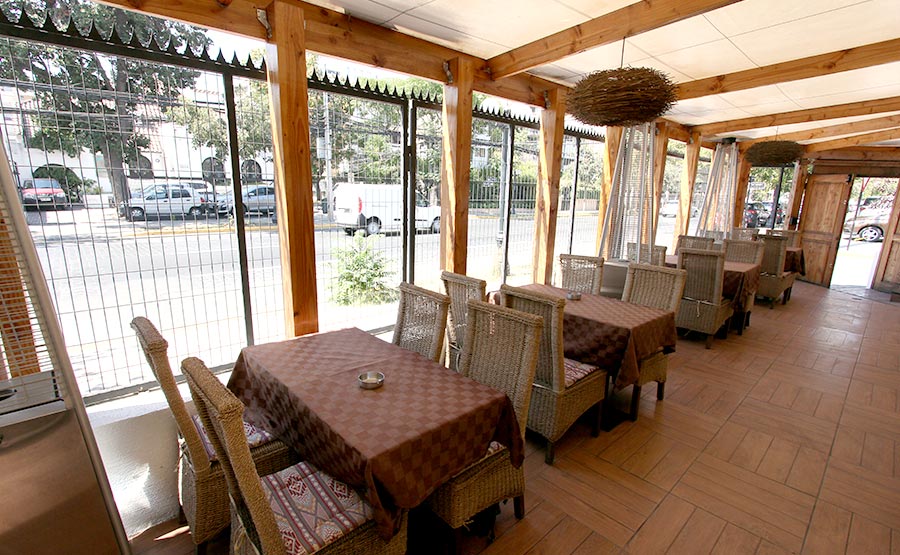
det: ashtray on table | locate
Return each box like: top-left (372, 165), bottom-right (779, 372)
top-left (358, 371), bottom-right (385, 390)
top-left (566, 291), bottom-right (582, 300)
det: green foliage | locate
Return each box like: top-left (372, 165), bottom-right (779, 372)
top-left (331, 231), bottom-right (398, 305)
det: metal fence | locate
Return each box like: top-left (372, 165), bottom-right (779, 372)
top-left (0, 4), bottom-right (606, 400)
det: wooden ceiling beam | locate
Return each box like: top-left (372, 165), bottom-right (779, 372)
top-left (486, 0), bottom-right (741, 81)
top-left (806, 146), bottom-right (900, 161)
top-left (677, 38), bottom-right (900, 101)
top-left (739, 114), bottom-right (900, 148)
top-left (803, 128), bottom-right (900, 154)
top-left (694, 96), bottom-right (900, 137)
top-left (95, 0), bottom-right (559, 106)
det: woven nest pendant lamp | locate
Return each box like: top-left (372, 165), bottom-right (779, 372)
top-left (744, 140), bottom-right (803, 166)
top-left (568, 40), bottom-right (677, 127)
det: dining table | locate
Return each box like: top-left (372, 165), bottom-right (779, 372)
top-left (514, 283), bottom-right (677, 391)
top-left (227, 327), bottom-right (524, 540)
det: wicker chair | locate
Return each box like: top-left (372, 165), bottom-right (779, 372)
top-left (768, 229), bottom-right (801, 247)
top-left (621, 264), bottom-right (686, 419)
top-left (626, 243), bottom-right (668, 266)
top-left (428, 300), bottom-right (542, 549)
top-left (702, 230), bottom-right (726, 242)
top-left (392, 282), bottom-right (450, 362)
top-left (131, 317), bottom-right (294, 550)
top-left (441, 271), bottom-right (486, 371)
top-left (757, 235), bottom-right (797, 307)
top-left (675, 249), bottom-right (734, 349)
top-left (675, 234), bottom-right (715, 255)
top-left (500, 284), bottom-right (607, 464)
top-left (730, 227), bottom-right (759, 242)
top-left (180, 357), bottom-right (407, 555)
top-left (723, 239), bottom-right (764, 265)
top-left (559, 253), bottom-right (604, 295)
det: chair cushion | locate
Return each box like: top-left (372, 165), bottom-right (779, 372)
top-left (192, 414), bottom-right (276, 462)
top-left (563, 358), bottom-right (601, 388)
top-left (262, 461), bottom-right (372, 555)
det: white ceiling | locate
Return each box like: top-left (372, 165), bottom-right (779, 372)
top-left (303, 0), bottom-right (900, 147)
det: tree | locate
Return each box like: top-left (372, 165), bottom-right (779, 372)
top-left (0, 0), bottom-right (209, 202)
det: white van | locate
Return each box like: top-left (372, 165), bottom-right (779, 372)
top-left (334, 183), bottom-right (441, 235)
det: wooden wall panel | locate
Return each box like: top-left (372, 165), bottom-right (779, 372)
top-left (872, 184), bottom-right (900, 291)
top-left (798, 174), bottom-right (852, 287)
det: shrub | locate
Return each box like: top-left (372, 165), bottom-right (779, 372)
top-left (331, 231), bottom-right (398, 305)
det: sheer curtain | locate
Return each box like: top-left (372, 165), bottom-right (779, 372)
top-left (695, 141), bottom-right (739, 239)
top-left (599, 123), bottom-right (657, 260)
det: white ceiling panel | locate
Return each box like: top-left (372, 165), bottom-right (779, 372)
top-left (717, 85), bottom-right (794, 108)
top-left (702, 0), bottom-right (866, 37)
top-left (777, 62), bottom-right (900, 100)
top-left (403, 0), bottom-right (588, 50)
top-left (625, 16), bottom-right (724, 57)
top-left (388, 14), bottom-right (508, 58)
top-left (666, 108), bottom-right (753, 126)
top-left (553, 0), bottom-right (641, 19)
top-left (731, 0), bottom-right (900, 66)
top-left (372, 0), bottom-right (438, 12)
top-left (300, 0), bottom-right (402, 25)
top-left (656, 39), bottom-right (757, 80)
top-left (671, 95), bottom-right (740, 115)
top-left (736, 100), bottom-right (807, 117)
top-left (527, 64), bottom-right (581, 83)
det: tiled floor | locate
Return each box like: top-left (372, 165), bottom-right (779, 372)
top-left (133, 281), bottom-right (900, 554)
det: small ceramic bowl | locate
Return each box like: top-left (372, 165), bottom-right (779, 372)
top-left (358, 371), bottom-right (385, 390)
top-left (566, 290), bottom-right (582, 301)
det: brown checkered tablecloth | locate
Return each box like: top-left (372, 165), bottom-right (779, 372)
top-left (665, 255), bottom-right (760, 312)
top-left (521, 284), bottom-right (676, 390)
top-left (227, 327), bottom-right (523, 540)
top-left (786, 247), bottom-right (806, 275)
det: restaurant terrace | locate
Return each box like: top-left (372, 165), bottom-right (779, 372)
top-left (1, 0), bottom-right (899, 554)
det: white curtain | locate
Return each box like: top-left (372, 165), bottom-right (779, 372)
top-left (695, 141), bottom-right (739, 239)
top-left (599, 123), bottom-right (656, 260)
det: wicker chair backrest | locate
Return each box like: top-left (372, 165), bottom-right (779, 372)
top-left (559, 253), bottom-right (604, 295)
top-left (622, 263), bottom-right (687, 313)
top-left (677, 248), bottom-right (726, 303)
top-left (724, 239), bottom-right (764, 265)
top-left (626, 243), bottom-right (668, 266)
top-left (392, 282), bottom-right (450, 362)
top-left (459, 300), bottom-right (542, 438)
top-left (675, 235), bottom-right (715, 255)
top-left (440, 271), bottom-right (486, 351)
top-left (500, 285), bottom-right (566, 392)
top-left (758, 235), bottom-right (789, 275)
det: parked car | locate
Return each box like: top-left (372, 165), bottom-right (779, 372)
top-left (760, 201), bottom-right (785, 226)
top-left (743, 202), bottom-right (765, 228)
top-left (844, 207), bottom-right (891, 242)
top-left (220, 184), bottom-right (277, 215)
top-left (122, 183), bottom-right (215, 221)
top-left (20, 178), bottom-right (68, 210)
top-left (659, 201), bottom-right (699, 218)
top-left (334, 183), bottom-right (440, 235)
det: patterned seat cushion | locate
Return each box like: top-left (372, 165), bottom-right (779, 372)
top-left (192, 414), bottom-right (275, 462)
top-left (262, 461), bottom-right (372, 554)
top-left (563, 358), bottom-right (601, 388)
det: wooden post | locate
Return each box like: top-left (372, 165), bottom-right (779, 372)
top-left (650, 121), bottom-right (669, 242)
top-left (597, 126), bottom-right (623, 256)
top-left (533, 88), bottom-right (566, 284)
top-left (787, 161), bottom-right (807, 230)
top-left (672, 130), bottom-right (701, 250)
top-left (440, 58), bottom-right (474, 274)
top-left (733, 153), bottom-right (752, 228)
top-left (266, 1), bottom-right (318, 337)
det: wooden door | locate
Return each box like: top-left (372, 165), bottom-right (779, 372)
top-left (872, 185), bottom-right (900, 292)
top-left (798, 174), bottom-right (852, 286)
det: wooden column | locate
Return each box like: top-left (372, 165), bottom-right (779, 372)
top-left (733, 153), bottom-right (752, 228)
top-left (266, 1), bottom-right (318, 337)
top-left (533, 88), bottom-right (567, 283)
top-left (0, 216), bottom-right (39, 378)
top-left (440, 57), bottom-right (474, 273)
top-left (597, 126), bottom-right (623, 257)
top-left (672, 130), bottom-right (701, 250)
top-left (650, 121), bottom-right (669, 242)
top-left (787, 161), bottom-right (808, 230)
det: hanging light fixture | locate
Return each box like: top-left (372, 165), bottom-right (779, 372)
top-left (744, 140), bottom-right (803, 166)
top-left (568, 67), bottom-right (677, 127)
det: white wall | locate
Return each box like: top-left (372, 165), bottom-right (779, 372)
top-left (87, 388), bottom-right (183, 538)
